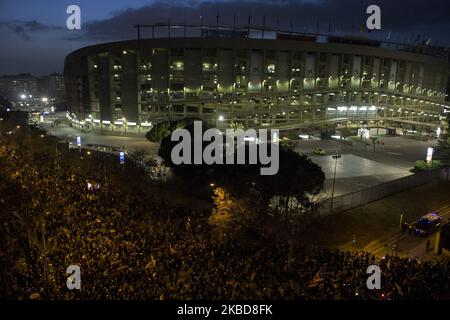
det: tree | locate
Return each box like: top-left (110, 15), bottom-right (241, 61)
top-left (435, 114), bottom-right (450, 167)
top-left (145, 117), bottom-right (202, 143)
top-left (339, 127), bottom-right (352, 141)
top-left (255, 146), bottom-right (325, 223)
top-left (158, 122), bottom-right (263, 200)
top-left (157, 120), bottom-right (212, 173)
top-left (158, 123), bottom-right (325, 225)
top-left (208, 187), bottom-right (256, 243)
top-left (145, 121), bottom-right (172, 143)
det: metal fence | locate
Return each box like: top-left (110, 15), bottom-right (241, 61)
top-left (315, 168), bottom-right (449, 216)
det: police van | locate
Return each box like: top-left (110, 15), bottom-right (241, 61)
top-left (414, 212), bottom-right (442, 237)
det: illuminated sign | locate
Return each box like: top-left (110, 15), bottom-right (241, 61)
top-left (426, 147), bottom-right (434, 163)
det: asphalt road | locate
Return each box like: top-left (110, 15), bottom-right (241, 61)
top-left (40, 121), bottom-right (159, 154)
top-left (364, 205), bottom-right (450, 261)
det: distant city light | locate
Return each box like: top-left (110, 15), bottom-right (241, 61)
top-left (41, 97), bottom-right (48, 102)
top-left (20, 94), bottom-right (26, 99)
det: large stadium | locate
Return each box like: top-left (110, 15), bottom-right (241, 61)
top-left (64, 25), bottom-right (450, 136)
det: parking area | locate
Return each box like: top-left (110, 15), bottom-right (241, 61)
top-left (311, 154), bottom-right (411, 196)
top-left (294, 136), bottom-right (438, 196)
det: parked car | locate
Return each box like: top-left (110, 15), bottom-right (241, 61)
top-left (313, 147), bottom-right (326, 155)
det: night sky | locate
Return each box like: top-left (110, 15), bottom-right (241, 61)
top-left (1, 0), bottom-right (450, 76)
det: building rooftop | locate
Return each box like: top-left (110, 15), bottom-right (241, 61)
top-left (131, 23), bottom-right (450, 60)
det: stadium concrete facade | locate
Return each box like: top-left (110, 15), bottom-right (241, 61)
top-left (64, 27), bottom-right (450, 136)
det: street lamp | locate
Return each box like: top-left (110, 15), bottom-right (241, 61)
top-left (330, 153), bottom-right (342, 214)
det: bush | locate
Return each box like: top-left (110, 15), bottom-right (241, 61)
top-left (414, 160), bottom-right (443, 172)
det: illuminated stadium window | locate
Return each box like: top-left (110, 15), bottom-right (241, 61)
top-left (171, 61), bottom-right (184, 71)
top-left (267, 64), bottom-right (275, 74)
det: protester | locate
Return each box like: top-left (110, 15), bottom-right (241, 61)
top-left (1, 128), bottom-right (449, 300)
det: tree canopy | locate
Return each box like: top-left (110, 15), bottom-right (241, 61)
top-left (157, 121), bottom-right (325, 222)
top-left (145, 117), bottom-right (202, 143)
top-left (435, 114), bottom-right (450, 167)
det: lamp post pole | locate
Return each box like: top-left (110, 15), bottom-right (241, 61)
top-left (330, 153), bottom-right (341, 214)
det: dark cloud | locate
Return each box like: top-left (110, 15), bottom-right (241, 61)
top-left (64, 0), bottom-right (450, 45)
top-left (1, 0), bottom-right (449, 75)
top-left (0, 20), bottom-right (63, 41)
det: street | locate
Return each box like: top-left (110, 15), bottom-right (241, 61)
top-left (364, 205), bottom-right (450, 261)
top-left (39, 113), bottom-right (159, 154)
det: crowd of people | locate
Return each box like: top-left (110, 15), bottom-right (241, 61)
top-left (1, 121), bottom-right (450, 300)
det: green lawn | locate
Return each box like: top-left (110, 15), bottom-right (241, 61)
top-left (298, 180), bottom-right (450, 249)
